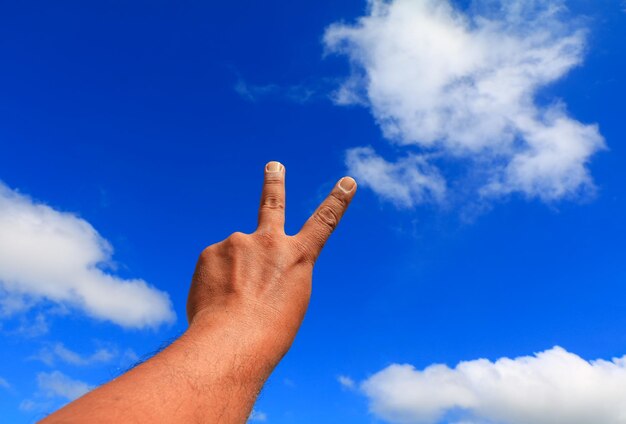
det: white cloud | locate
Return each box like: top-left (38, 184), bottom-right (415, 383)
top-left (346, 147), bottom-right (446, 207)
top-left (0, 181), bottom-right (175, 329)
top-left (325, 0), bottom-right (605, 206)
top-left (338, 375), bottom-right (356, 390)
top-left (37, 371), bottom-right (93, 401)
top-left (0, 288), bottom-right (34, 316)
top-left (249, 409), bottom-right (268, 422)
top-left (20, 371), bottom-right (92, 413)
top-left (32, 342), bottom-right (116, 367)
top-left (361, 346), bottom-right (626, 424)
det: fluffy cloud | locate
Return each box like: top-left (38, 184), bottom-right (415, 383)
top-left (37, 371), bottom-right (92, 401)
top-left (346, 147), bottom-right (446, 207)
top-left (0, 181), bottom-right (175, 329)
top-left (0, 376), bottom-right (9, 389)
top-left (325, 0), bottom-right (605, 206)
top-left (361, 346), bottom-right (626, 424)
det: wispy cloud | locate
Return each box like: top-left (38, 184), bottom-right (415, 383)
top-left (338, 375), bottom-right (356, 390)
top-left (361, 346), bottom-right (626, 424)
top-left (235, 79), bottom-right (321, 104)
top-left (20, 369), bottom-right (95, 412)
top-left (13, 313), bottom-right (50, 337)
top-left (0, 376), bottom-right (10, 390)
top-left (248, 409), bottom-right (268, 422)
top-left (0, 181), bottom-right (176, 329)
top-left (325, 0), bottom-right (605, 207)
top-left (31, 342), bottom-right (117, 367)
top-left (19, 399), bottom-right (46, 412)
top-left (37, 371), bottom-right (93, 401)
top-left (120, 348), bottom-right (140, 366)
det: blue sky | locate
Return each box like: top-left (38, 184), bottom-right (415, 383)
top-left (1, 1), bottom-right (626, 423)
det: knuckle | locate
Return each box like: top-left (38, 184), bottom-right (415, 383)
top-left (199, 244), bottom-right (216, 261)
top-left (314, 206), bottom-right (339, 232)
top-left (290, 236), bottom-right (317, 265)
top-left (261, 193), bottom-right (285, 210)
top-left (264, 175), bottom-right (283, 185)
top-left (329, 191), bottom-right (349, 208)
top-left (227, 231), bottom-right (248, 247)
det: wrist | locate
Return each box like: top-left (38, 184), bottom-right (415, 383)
top-left (183, 307), bottom-right (288, 381)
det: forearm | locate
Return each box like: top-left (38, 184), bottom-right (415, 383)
top-left (42, 310), bottom-right (281, 424)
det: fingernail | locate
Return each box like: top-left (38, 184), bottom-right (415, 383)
top-left (338, 177), bottom-right (356, 193)
top-left (266, 161), bottom-right (284, 173)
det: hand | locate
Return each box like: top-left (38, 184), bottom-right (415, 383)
top-left (186, 161), bottom-right (357, 366)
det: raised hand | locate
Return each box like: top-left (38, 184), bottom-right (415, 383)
top-left (187, 161), bottom-right (357, 365)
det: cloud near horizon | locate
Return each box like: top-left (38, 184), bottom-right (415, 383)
top-left (0, 181), bottom-right (175, 329)
top-left (361, 346), bottom-right (626, 424)
top-left (325, 0), bottom-right (605, 207)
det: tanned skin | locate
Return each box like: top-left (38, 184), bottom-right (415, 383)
top-left (41, 161), bottom-right (357, 423)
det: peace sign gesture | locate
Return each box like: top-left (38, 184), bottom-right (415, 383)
top-left (256, 161), bottom-right (357, 259)
top-left (187, 161), bottom-right (357, 362)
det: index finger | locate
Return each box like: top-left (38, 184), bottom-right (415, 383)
top-left (295, 177), bottom-right (357, 260)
